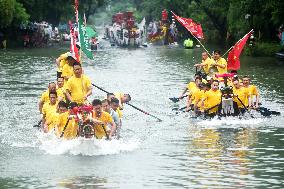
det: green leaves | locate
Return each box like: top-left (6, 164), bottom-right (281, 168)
top-left (0, 0), bottom-right (29, 28)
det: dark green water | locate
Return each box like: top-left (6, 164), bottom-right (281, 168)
top-left (0, 45), bottom-right (284, 188)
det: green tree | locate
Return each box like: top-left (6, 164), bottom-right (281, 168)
top-left (0, 0), bottom-right (29, 28)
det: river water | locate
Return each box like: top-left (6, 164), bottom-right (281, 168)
top-left (0, 44), bottom-right (284, 188)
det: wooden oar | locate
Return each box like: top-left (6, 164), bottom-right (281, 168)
top-left (236, 96), bottom-right (254, 118)
top-left (169, 95), bottom-right (188, 103)
top-left (126, 102), bottom-right (162, 122)
top-left (100, 124), bottom-right (110, 140)
top-left (92, 84), bottom-right (162, 122)
top-left (60, 117), bottom-right (71, 138)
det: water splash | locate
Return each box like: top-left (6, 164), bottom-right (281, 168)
top-left (37, 132), bottom-right (140, 156)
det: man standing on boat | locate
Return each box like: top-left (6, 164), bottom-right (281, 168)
top-left (194, 52), bottom-right (215, 74)
top-left (211, 50), bottom-right (227, 74)
top-left (62, 55), bottom-right (77, 81)
top-left (65, 62), bottom-right (92, 105)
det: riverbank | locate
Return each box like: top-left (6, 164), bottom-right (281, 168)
top-left (244, 42), bottom-right (284, 57)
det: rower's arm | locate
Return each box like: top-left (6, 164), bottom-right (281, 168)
top-left (179, 87), bottom-right (187, 98)
top-left (65, 89), bottom-right (72, 102)
top-left (109, 121), bottom-right (117, 137)
top-left (39, 101), bottom-right (44, 114)
top-left (186, 95), bottom-right (192, 111)
top-left (194, 99), bottom-right (200, 113)
top-left (194, 63), bottom-right (206, 67)
top-left (85, 86), bottom-right (93, 99)
top-left (255, 94), bottom-right (260, 108)
top-left (55, 57), bottom-right (61, 68)
top-left (215, 63), bottom-right (226, 69)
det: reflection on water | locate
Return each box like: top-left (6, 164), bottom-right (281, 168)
top-left (58, 176), bottom-right (109, 189)
top-left (0, 46), bottom-right (284, 188)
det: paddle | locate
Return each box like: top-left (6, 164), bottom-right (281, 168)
top-left (256, 107), bottom-right (280, 117)
top-left (100, 124), bottom-right (110, 140)
top-left (60, 117), bottom-right (71, 138)
top-left (169, 95), bottom-right (188, 103)
top-left (33, 120), bottom-right (42, 128)
top-left (92, 84), bottom-right (162, 122)
top-left (172, 106), bottom-right (187, 111)
top-left (235, 96), bottom-right (254, 118)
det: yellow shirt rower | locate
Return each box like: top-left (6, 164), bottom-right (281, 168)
top-left (42, 91), bottom-right (58, 132)
top-left (55, 102), bottom-right (78, 139)
top-left (201, 80), bottom-right (222, 115)
top-left (91, 99), bottom-right (116, 139)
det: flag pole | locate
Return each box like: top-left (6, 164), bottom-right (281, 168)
top-left (171, 11), bottom-right (212, 58)
top-left (222, 29), bottom-right (253, 57)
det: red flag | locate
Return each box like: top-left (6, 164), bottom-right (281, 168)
top-left (227, 30), bottom-right (253, 70)
top-left (74, 0), bottom-right (79, 22)
top-left (171, 11), bottom-right (204, 39)
top-left (69, 21), bottom-right (80, 62)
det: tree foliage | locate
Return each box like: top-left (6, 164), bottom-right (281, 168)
top-left (0, 0), bottom-right (107, 28)
top-left (132, 0), bottom-right (284, 43)
top-left (0, 0), bottom-right (29, 28)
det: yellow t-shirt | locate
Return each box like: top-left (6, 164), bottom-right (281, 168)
top-left (62, 64), bottom-right (74, 79)
top-left (55, 111), bottom-right (78, 139)
top-left (56, 87), bottom-right (65, 101)
top-left (215, 57), bottom-right (227, 74)
top-left (40, 89), bottom-right (64, 104)
top-left (47, 112), bottom-right (60, 132)
top-left (42, 102), bottom-right (58, 131)
top-left (195, 90), bottom-right (206, 110)
top-left (233, 87), bottom-right (250, 108)
top-left (116, 108), bottom-right (123, 118)
top-left (65, 75), bottom-right (92, 104)
top-left (202, 57), bottom-right (215, 74)
top-left (92, 111), bottom-right (113, 139)
top-left (248, 85), bottom-right (259, 96)
top-left (58, 52), bottom-right (69, 72)
top-left (114, 92), bottom-right (124, 109)
top-left (187, 82), bottom-right (198, 94)
top-left (40, 90), bottom-right (49, 105)
top-left (190, 89), bottom-right (203, 105)
top-left (202, 89), bottom-right (222, 114)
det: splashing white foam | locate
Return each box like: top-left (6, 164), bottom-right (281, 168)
top-left (37, 132), bottom-right (140, 156)
top-left (196, 117), bottom-right (265, 127)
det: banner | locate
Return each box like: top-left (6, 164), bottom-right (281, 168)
top-left (78, 15), bottom-right (94, 60)
top-left (171, 11), bottom-right (204, 39)
top-left (227, 30), bottom-right (253, 70)
top-left (69, 21), bottom-right (80, 62)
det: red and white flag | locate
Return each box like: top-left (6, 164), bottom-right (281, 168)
top-left (171, 11), bottom-right (204, 39)
top-left (227, 30), bottom-right (253, 70)
top-left (69, 21), bottom-right (80, 62)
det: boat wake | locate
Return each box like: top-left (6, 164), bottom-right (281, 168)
top-left (37, 132), bottom-right (140, 156)
top-left (195, 116), bottom-right (265, 127)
